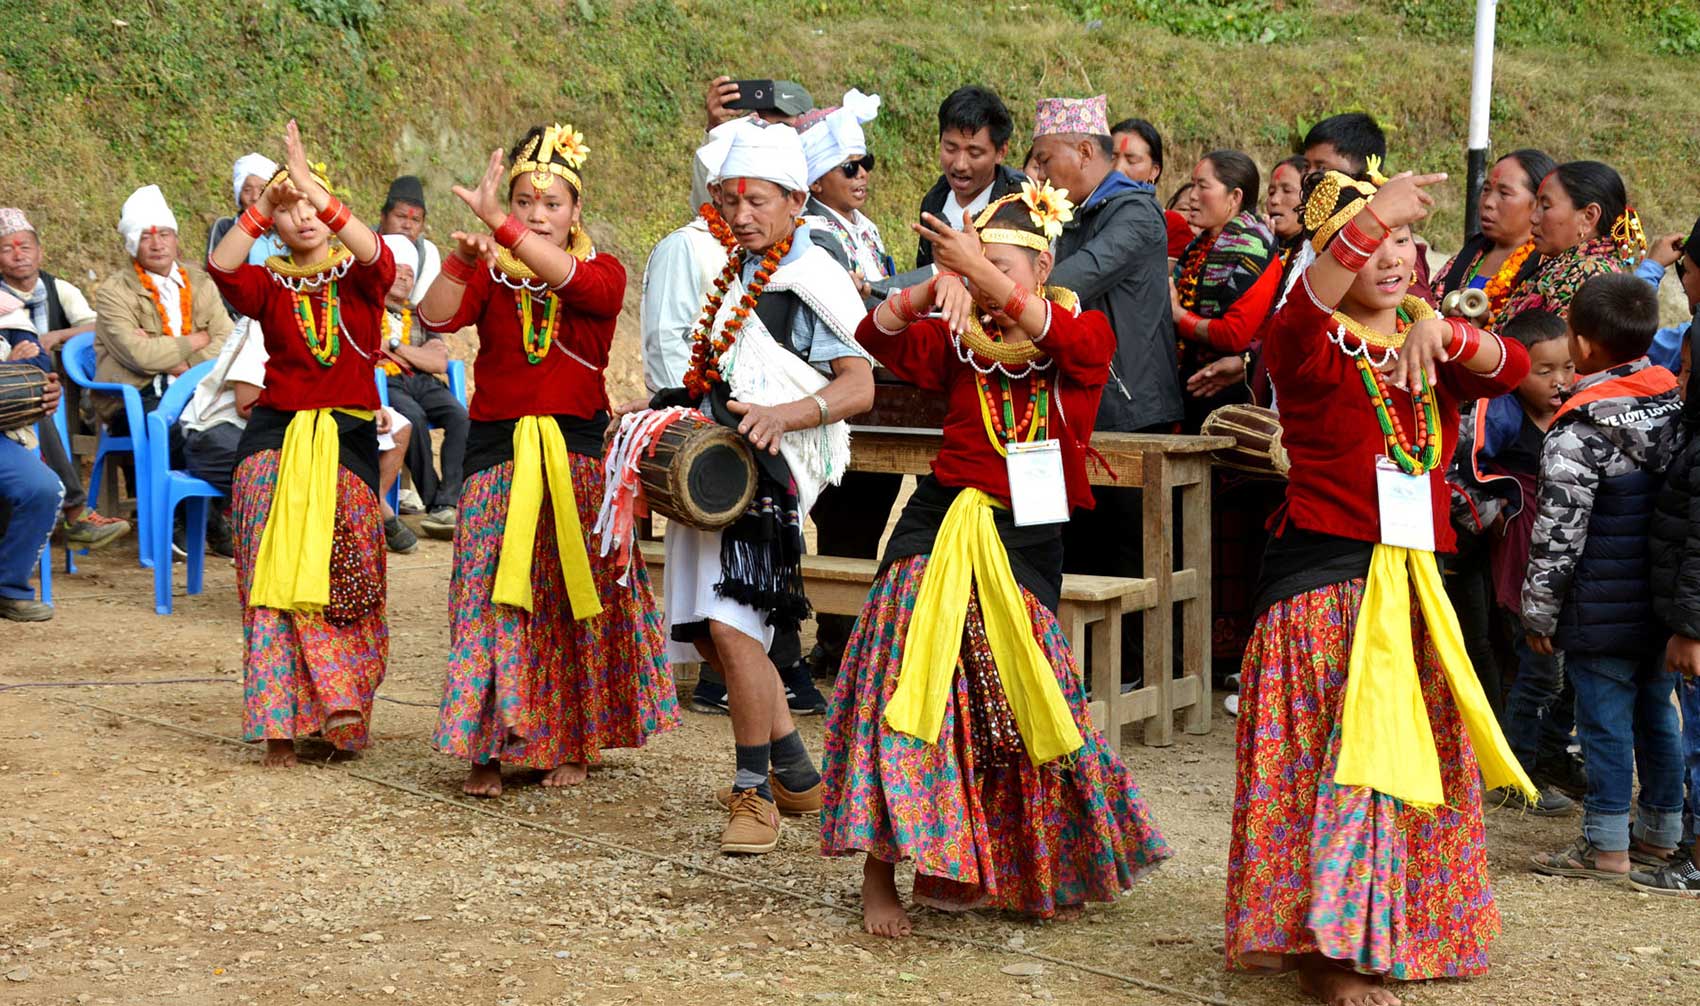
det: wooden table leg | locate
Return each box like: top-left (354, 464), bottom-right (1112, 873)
top-left (1180, 458), bottom-right (1213, 736)
top-left (1142, 451), bottom-right (1174, 747)
top-left (1086, 600), bottom-right (1120, 741)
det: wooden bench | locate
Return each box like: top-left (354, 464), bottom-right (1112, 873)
top-left (636, 540), bottom-right (1171, 743)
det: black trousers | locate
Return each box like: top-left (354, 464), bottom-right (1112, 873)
top-left (182, 421), bottom-right (244, 500)
top-left (808, 471), bottom-right (904, 674)
top-left (35, 416), bottom-right (84, 513)
top-left (386, 373), bottom-right (469, 509)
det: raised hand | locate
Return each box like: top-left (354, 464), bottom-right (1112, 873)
top-left (450, 231), bottom-right (500, 267)
top-left (282, 119), bottom-right (328, 210)
top-left (452, 148), bottom-right (511, 231)
top-left (705, 76), bottom-right (743, 131)
top-left (1391, 316), bottom-right (1449, 392)
top-left (912, 211), bottom-right (984, 278)
top-left (1363, 171), bottom-right (1448, 233)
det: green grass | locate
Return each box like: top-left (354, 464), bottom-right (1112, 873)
top-left (3, 0), bottom-right (1697, 278)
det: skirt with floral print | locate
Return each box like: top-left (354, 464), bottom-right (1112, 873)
top-left (820, 554), bottom-right (1171, 918)
top-left (434, 455), bottom-right (679, 769)
top-left (1226, 578), bottom-right (1499, 980)
top-left (233, 450), bottom-right (387, 751)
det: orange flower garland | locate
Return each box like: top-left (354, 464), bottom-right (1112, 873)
top-left (133, 260), bottom-right (193, 337)
top-left (1174, 236), bottom-right (1212, 311)
top-left (682, 229), bottom-right (795, 398)
top-left (1481, 240), bottom-right (1535, 316)
top-left (700, 203), bottom-right (737, 252)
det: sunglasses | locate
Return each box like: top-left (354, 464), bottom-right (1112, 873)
top-left (838, 154), bottom-right (875, 178)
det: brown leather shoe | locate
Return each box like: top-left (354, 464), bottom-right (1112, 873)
top-left (715, 773), bottom-right (823, 816)
top-left (720, 790), bottom-right (781, 855)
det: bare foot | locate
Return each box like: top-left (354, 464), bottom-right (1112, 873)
top-left (861, 857), bottom-right (912, 938)
top-left (1044, 905), bottom-right (1084, 924)
top-left (262, 739), bottom-right (298, 768)
top-left (464, 761), bottom-right (503, 798)
top-left (541, 762), bottom-right (589, 787)
top-left (1297, 956), bottom-right (1401, 1006)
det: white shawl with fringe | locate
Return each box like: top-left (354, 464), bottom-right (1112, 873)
top-left (714, 241), bottom-right (872, 517)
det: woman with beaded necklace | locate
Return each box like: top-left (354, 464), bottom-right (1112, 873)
top-left (208, 121), bottom-right (398, 768)
top-left (1490, 160), bottom-right (1642, 331)
top-left (1226, 167), bottom-right (1536, 1005)
top-left (821, 182), bottom-right (1171, 938)
top-left (418, 124), bottom-right (678, 799)
top-left (1432, 148), bottom-right (1555, 326)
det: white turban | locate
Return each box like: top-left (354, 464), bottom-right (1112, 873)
top-left (382, 233), bottom-right (419, 275)
top-left (714, 119), bottom-right (808, 195)
top-left (231, 153), bottom-right (279, 209)
top-left (118, 185), bottom-right (180, 258)
top-left (800, 89), bottom-right (881, 186)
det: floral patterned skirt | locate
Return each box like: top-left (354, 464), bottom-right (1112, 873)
top-left (233, 450), bottom-right (387, 751)
top-left (820, 554), bottom-right (1171, 917)
top-left (434, 456), bottom-right (680, 769)
top-left (1226, 578), bottom-right (1498, 980)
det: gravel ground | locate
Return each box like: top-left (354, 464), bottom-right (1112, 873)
top-left (2, 535), bottom-right (1697, 1006)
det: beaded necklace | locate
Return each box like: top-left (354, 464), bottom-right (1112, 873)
top-left (293, 282), bottom-right (342, 367)
top-left (1345, 310), bottom-right (1443, 474)
top-left (515, 289), bottom-right (561, 364)
top-left (975, 369), bottom-right (1051, 456)
top-left (1174, 235), bottom-right (1213, 311)
top-left (265, 247), bottom-right (353, 293)
top-left (133, 262), bottom-right (193, 337)
top-left (682, 229), bottom-right (794, 398)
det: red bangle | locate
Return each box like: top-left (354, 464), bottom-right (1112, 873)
top-left (442, 252), bottom-right (479, 285)
top-left (1364, 201), bottom-right (1392, 236)
top-left (1179, 310), bottom-right (1205, 337)
top-left (1003, 284), bottom-right (1029, 320)
top-left (1329, 229), bottom-right (1374, 272)
top-left (316, 197), bottom-right (350, 232)
top-left (237, 205), bottom-right (272, 239)
top-left (1445, 318), bottom-right (1483, 363)
top-left (493, 214), bottom-right (529, 249)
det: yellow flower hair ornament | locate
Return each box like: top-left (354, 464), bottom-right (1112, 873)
top-left (510, 122), bottom-right (589, 193)
top-left (975, 179), bottom-right (1074, 252)
top-left (1612, 207), bottom-right (1648, 265)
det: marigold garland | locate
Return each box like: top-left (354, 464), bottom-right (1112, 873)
top-left (133, 261), bottom-right (193, 338)
top-left (379, 308), bottom-right (412, 376)
top-left (700, 203), bottom-right (737, 252)
top-left (682, 229), bottom-right (795, 397)
top-left (1480, 240), bottom-right (1535, 317)
top-left (1174, 235), bottom-right (1213, 312)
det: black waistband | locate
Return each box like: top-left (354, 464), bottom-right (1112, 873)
top-left (1252, 526), bottom-right (1374, 616)
top-left (880, 475), bottom-right (1065, 613)
top-left (462, 413), bottom-right (610, 478)
top-left (235, 405), bottom-right (380, 496)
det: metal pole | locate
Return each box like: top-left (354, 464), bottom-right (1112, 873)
top-left (1464, 0), bottom-right (1499, 240)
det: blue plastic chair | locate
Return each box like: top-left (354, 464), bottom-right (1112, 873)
top-left (373, 360), bottom-right (469, 516)
top-left (61, 331), bottom-right (154, 568)
top-left (146, 360), bottom-right (219, 614)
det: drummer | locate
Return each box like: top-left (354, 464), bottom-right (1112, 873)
top-left (621, 118), bottom-right (874, 855)
top-left (0, 362), bottom-right (63, 622)
top-left (418, 124), bottom-right (679, 798)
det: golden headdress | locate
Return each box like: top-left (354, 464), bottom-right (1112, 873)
top-left (974, 179), bottom-right (1074, 252)
top-left (1303, 167), bottom-right (1382, 254)
top-left (268, 161), bottom-right (335, 195)
top-left (509, 123), bottom-right (590, 194)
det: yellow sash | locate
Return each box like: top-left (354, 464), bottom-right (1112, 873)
top-left (250, 407), bottom-right (371, 611)
top-left (1337, 544), bottom-right (1538, 809)
top-left (884, 488), bottom-right (1083, 765)
top-left (491, 415), bottom-right (602, 619)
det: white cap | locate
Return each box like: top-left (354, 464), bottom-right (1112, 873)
top-left (715, 118), bottom-right (808, 195)
top-left (118, 185), bottom-right (180, 259)
top-left (382, 233), bottom-right (419, 274)
top-left (800, 89), bottom-right (881, 185)
top-left (231, 153), bottom-right (278, 209)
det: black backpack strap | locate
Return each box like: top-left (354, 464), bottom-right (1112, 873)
top-left (752, 288), bottom-right (804, 359)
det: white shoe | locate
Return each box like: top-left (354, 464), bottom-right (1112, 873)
top-left (1223, 693), bottom-right (1240, 718)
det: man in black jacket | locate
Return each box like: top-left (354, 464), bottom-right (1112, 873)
top-left (1028, 94), bottom-right (1180, 687)
top-left (915, 86), bottom-right (1026, 270)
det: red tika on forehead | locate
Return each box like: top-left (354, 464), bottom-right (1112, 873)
top-left (737, 178), bottom-right (747, 196)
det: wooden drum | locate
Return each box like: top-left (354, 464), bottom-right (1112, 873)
top-left (638, 413), bottom-right (758, 530)
top-left (1200, 403), bottom-right (1290, 480)
top-left (0, 366), bottom-right (49, 432)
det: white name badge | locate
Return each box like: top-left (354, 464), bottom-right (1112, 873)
top-left (1006, 439), bottom-right (1070, 526)
top-left (1375, 456), bottom-right (1435, 551)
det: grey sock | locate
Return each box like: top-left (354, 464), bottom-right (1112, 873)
top-left (734, 743), bottom-right (772, 801)
top-left (770, 730), bottom-right (820, 792)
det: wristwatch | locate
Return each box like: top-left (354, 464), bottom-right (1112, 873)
top-left (388, 336), bottom-right (401, 350)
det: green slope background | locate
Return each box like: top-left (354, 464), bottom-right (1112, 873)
top-left (6, 0), bottom-right (1699, 292)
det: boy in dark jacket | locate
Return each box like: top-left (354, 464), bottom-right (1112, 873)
top-left (1524, 273), bottom-right (1686, 881)
top-left (1638, 318), bottom-right (1700, 897)
top-left (1449, 310), bottom-right (1578, 813)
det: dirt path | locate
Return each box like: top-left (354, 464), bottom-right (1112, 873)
top-left (2, 538), bottom-right (1696, 1005)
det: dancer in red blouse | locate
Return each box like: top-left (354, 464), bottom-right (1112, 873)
top-left (418, 125), bottom-right (678, 798)
top-left (1226, 167), bottom-right (1537, 1005)
top-left (208, 121), bottom-right (397, 768)
top-left (820, 182), bottom-right (1170, 938)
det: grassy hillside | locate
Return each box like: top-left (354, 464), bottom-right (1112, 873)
top-left (6, 0), bottom-right (1699, 281)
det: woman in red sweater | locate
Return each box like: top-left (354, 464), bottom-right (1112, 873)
top-left (820, 183), bottom-right (1170, 939)
top-left (207, 122), bottom-right (397, 768)
top-left (419, 125), bottom-right (677, 799)
top-left (1226, 168), bottom-right (1537, 1004)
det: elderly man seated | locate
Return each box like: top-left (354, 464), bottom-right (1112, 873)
top-left (0, 365), bottom-right (64, 621)
top-left (93, 185), bottom-right (229, 454)
top-left (378, 176), bottom-right (442, 304)
top-left (377, 232), bottom-right (467, 539)
top-left (0, 208), bottom-right (130, 549)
